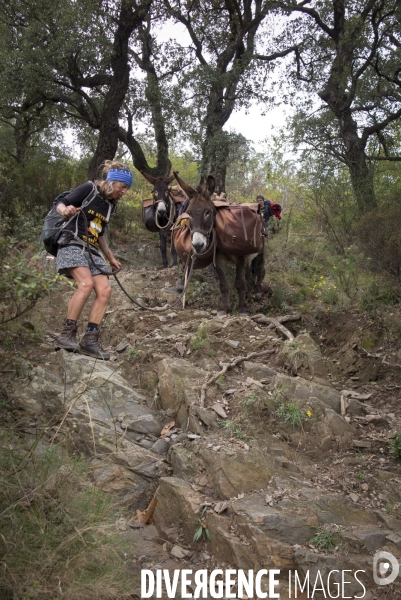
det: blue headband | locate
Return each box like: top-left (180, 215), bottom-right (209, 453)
top-left (106, 169), bottom-right (133, 188)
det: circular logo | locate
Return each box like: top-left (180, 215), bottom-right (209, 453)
top-left (373, 551), bottom-right (399, 585)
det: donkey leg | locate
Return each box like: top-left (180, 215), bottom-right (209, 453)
top-left (253, 250), bottom-right (265, 300)
top-left (215, 254), bottom-right (230, 316)
top-left (171, 234), bottom-right (178, 267)
top-left (235, 256), bottom-right (247, 315)
top-left (160, 231), bottom-right (168, 268)
top-left (245, 258), bottom-right (256, 292)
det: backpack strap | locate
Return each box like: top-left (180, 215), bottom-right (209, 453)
top-left (71, 182), bottom-right (99, 239)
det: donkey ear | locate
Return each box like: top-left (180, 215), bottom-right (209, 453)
top-left (206, 175), bottom-right (215, 195)
top-left (166, 174), bottom-right (175, 184)
top-left (173, 171), bottom-right (196, 197)
top-left (140, 170), bottom-right (157, 185)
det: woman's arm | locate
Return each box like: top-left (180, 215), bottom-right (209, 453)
top-left (98, 236), bottom-right (121, 271)
top-left (55, 182), bottom-right (94, 216)
top-left (56, 203), bottom-right (80, 217)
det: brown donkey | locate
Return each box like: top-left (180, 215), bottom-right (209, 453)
top-left (173, 173), bottom-right (265, 316)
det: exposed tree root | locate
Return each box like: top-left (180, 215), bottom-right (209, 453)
top-left (200, 348), bottom-right (278, 407)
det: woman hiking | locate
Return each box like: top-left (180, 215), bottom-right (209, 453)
top-left (55, 160), bottom-right (132, 360)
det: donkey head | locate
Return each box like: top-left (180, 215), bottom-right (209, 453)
top-left (141, 171), bottom-right (175, 218)
top-left (174, 172), bottom-right (216, 255)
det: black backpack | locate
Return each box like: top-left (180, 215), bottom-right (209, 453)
top-left (41, 183), bottom-right (97, 256)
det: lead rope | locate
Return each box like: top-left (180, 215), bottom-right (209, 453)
top-left (154, 194), bottom-right (176, 231)
top-left (77, 209), bottom-right (196, 312)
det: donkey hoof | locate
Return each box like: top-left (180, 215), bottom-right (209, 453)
top-left (254, 292), bottom-right (262, 301)
top-left (239, 311), bottom-right (248, 318)
top-left (217, 310), bottom-right (228, 318)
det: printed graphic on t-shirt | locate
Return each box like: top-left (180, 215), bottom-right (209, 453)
top-left (89, 217), bottom-right (103, 239)
top-left (85, 208), bottom-right (110, 247)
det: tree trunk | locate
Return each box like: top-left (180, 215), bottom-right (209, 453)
top-left (200, 127), bottom-right (229, 195)
top-left (347, 149), bottom-right (376, 212)
top-left (88, 0), bottom-right (151, 180)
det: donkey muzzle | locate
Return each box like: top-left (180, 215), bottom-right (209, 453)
top-left (192, 231), bottom-right (208, 254)
top-left (156, 201), bottom-right (167, 214)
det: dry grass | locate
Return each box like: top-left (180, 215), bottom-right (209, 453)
top-left (0, 441), bottom-right (134, 599)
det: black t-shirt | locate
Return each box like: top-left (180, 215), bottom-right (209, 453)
top-left (56, 182), bottom-right (116, 249)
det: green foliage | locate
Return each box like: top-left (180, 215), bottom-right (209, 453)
top-left (270, 284), bottom-right (290, 310)
top-left (128, 347), bottom-right (140, 359)
top-left (271, 385), bottom-right (287, 402)
top-left (241, 392), bottom-right (259, 407)
top-left (309, 525), bottom-right (343, 553)
top-left (193, 507), bottom-right (210, 543)
top-left (190, 325), bottom-right (210, 352)
top-left (275, 400), bottom-right (306, 429)
top-left (0, 444), bottom-right (132, 599)
top-left (187, 280), bottom-right (210, 305)
top-left (360, 282), bottom-right (399, 312)
top-left (389, 433), bottom-right (401, 460)
top-left (217, 420), bottom-right (246, 439)
top-left (356, 205), bottom-right (401, 283)
top-left (327, 246), bottom-right (364, 301)
top-left (0, 234), bottom-right (65, 325)
top-left (0, 144), bottom-right (89, 239)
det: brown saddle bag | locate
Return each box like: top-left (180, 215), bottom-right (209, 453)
top-left (142, 198), bottom-right (159, 233)
top-left (214, 201), bottom-right (264, 256)
top-left (172, 214), bottom-right (214, 269)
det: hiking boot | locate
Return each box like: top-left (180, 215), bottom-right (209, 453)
top-left (79, 330), bottom-right (110, 360)
top-left (56, 322), bottom-right (79, 351)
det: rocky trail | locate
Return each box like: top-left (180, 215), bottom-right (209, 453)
top-left (7, 250), bottom-right (401, 599)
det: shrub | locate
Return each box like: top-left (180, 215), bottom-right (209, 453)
top-left (275, 400), bottom-right (306, 428)
top-left (356, 206), bottom-right (401, 282)
top-left (327, 246), bottom-right (364, 301)
top-left (389, 433), bottom-right (401, 459)
top-left (190, 325), bottom-right (210, 351)
top-left (0, 233), bottom-right (64, 325)
top-left (360, 282), bottom-right (399, 312)
top-left (0, 444), bottom-right (133, 599)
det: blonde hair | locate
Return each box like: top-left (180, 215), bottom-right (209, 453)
top-left (94, 160), bottom-right (131, 200)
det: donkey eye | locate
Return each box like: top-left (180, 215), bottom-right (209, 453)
top-left (205, 210), bottom-right (210, 217)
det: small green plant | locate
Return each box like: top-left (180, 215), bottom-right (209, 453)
top-left (271, 385), bottom-right (287, 402)
top-left (218, 420), bottom-right (246, 438)
top-left (270, 284), bottom-right (289, 309)
top-left (386, 502), bottom-right (396, 515)
top-left (193, 506), bottom-right (210, 542)
top-left (309, 525), bottom-right (343, 553)
top-left (355, 471), bottom-right (366, 480)
top-left (390, 433), bottom-right (401, 459)
top-left (190, 325), bottom-right (209, 352)
top-left (275, 400), bottom-right (306, 428)
top-left (242, 392), bottom-right (258, 407)
top-left (128, 347), bottom-right (139, 359)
